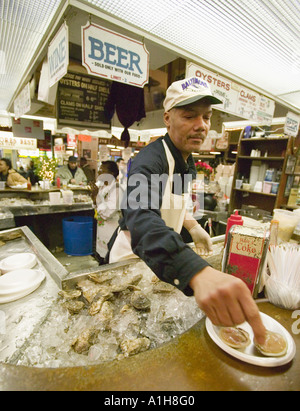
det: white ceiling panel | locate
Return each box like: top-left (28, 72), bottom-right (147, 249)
top-left (0, 0), bottom-right (299, 113)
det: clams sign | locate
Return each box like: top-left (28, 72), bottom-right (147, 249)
top-left (82, 23), bottom-right (149, 88)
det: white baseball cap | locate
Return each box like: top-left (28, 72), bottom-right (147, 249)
top-left (163, 76), bottom-right (223, 112)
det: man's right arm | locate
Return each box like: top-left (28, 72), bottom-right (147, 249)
top-left (189, 266), bottom-right (266, 344)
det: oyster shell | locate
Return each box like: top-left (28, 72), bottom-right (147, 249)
top-left (152, 281), bottom-right (175, 293)
top-left (58, 290), bottom-right (82, 300)
top-left (94, 301), bottom-right (115, 331)
top-left (62, 300), bottom-right (85, 314)
top-left (130, 291), bottom-right (151, 311)
top-left (89, 289), bottom-right (113, 316)
top-left (77, 279), bottom-right (109, 304)
top-left (110, 274), bottom-right (143, 293)
top-left (88, 272), bottom-right (115, 284)
top-left (120, 337), bottom-right (151, 357)
top-left (72, 327), bottom-right (100, 354)
top-left (254, 330), bottom-right (287, 357)
top-left (219, 327), bottom-right (251, 349)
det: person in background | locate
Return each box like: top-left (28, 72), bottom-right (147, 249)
top-left (18, 165), bottom-right (27, 178)
top-left (0, 158), bottom-right (27, 187)
top-left (55, 156), bottom-right (87, 185)
top-left (90, 160), bottom-right (124, 264)
top-left (26, 159), bottom-right (39, 186)
top-left (116, 157), bottom-right (127, 189)
top-left (80, 157), bottom-right (95, 183)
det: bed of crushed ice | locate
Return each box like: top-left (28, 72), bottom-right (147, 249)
top-left (13, 261), bottom-right (204, 368)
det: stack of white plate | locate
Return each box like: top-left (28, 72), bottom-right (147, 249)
top-left (0, 253), bottom-right (45, 303)
top-left (0, 253), bottom-right (37, 274)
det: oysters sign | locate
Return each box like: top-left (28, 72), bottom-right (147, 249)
top-left (82, 23), bottom-right (149, 88)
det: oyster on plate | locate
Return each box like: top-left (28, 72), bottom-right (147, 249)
top-left (219, 327), bottom-right (251, 349)
top-left (254, 330), bottom-right (287, 357)
top-left (120, 337), bottom-right (151, 357)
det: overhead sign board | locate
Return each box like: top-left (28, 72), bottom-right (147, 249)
top-left (82, 23), bottom-right (149, 88)
top-left (48, 22), bottom-right (69, 87)
top-left (284, 111), bottom-right (300, 137)
top-left (12, 118), bottom-right (44, 140)
top-left (14, 82), bottom-right (31, 119)
top-left (0, 131), bottom-right (37, 150)
top-left (186, 62), bottom-right (275, 125)
top-left (57, 71), bottom-right (111, 129)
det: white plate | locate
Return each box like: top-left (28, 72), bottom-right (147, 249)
top-left (206, 312), bottom-right (296, 367)
top-left (0, 269), bottom-right (45, 296)
top-left (0, 253), bottom-right (37, 273)
top-left (0, 283), bottom-right (42, 304)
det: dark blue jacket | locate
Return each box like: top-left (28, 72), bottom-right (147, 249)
top-left (119, 133), bottom-right (210, 296)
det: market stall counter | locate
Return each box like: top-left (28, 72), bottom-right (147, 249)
top-left (0, 302), bottom-right (299, 391)
top-left (0, 187), bottom-right (94, 249)
top-left (0, 228), bottom-right (298, 391)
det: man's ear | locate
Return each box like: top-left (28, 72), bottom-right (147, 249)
top-left (163, 111), bottom-right (170, 128)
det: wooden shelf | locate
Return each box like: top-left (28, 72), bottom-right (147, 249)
top-left (240, 137), bottom-right (289, 142)
top-left (233, 188), bottom-right (277, 197)
top-left (238, 156), bottom-right (285, 161)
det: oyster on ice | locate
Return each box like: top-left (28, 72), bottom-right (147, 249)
top-left (58, 290), bottom-right (82, 300)
top-left (152, 281), bottom-right (175, 293)
top-left (254, 330), bottom-right (287, 357)
top-left (130, 291), bottom-right (151, 311)
top-left (77, 279), bottom-right (108, 304)
top-left (62, 300), bottom-right (85, 314)
top-left (72, 327), bottom-right (100, 354)
top-left (120, 337), bottom-right (151, 357)
top-left (89, 289), bottom-right (113, 316)
top-left (88, 272), bottom-right (116, 284)
top-left (219, 327), bottom-right (251, 349)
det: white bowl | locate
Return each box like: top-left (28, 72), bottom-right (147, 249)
top-left (0, 253), bottom-right (37, 274)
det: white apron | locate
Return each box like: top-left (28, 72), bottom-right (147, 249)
top-left (109, 140), bottom-right (189, 263)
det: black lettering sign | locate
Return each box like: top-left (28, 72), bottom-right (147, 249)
top-left (57, 71), bottom-right (111, 129)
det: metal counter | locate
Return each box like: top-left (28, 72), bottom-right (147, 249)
top-left (0, 187), bottom-right (93, 217)
top-left (0, 189), bottom-right (94, 249)
top-left (0, 229), bottom-right (298, 391)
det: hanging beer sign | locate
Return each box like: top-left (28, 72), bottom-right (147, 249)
top-left (82, 22), bottom-right (149, 88)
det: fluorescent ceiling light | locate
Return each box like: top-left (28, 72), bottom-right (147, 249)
top-left (91, 0), bottom-right (300, 111)
top-left (0, 0), bottom-right (299, 114)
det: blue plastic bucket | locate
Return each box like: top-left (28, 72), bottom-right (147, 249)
top-left (62, 216), bottom-right (93, 256)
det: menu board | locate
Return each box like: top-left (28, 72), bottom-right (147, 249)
top-left (57, 71), bottom-right (111, 129)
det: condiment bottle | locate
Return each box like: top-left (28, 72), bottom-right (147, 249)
top-left (27, 177), bottom-right (31, 190)
top-left (56, 177), bottom-right (61, 189)
top-left (225, 210), bottom-right (243, 245)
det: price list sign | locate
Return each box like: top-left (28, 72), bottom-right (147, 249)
top-left (57, 71), bottom-right (111, 129)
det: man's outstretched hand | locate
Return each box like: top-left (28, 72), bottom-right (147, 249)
top-left (190, 266), bottom-right (266, 345)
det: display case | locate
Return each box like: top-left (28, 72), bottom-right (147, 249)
top-left (0, 187), bottom-right (94, 249)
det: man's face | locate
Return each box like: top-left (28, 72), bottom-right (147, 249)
top-left (163, 100), bottom-right (212, 159)
top-left (0, 161), bottom-right (9, 173)
top-left (68, 161), bottom-right (77, 170)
